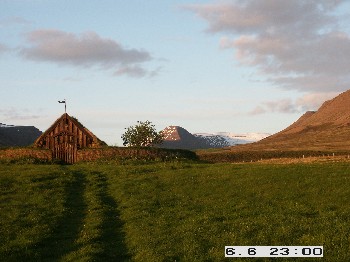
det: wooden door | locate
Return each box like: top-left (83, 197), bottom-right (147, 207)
top-left (52, 132), bottom-right (77, 164)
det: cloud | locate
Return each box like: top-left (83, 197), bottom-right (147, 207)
top-left (295, 92), bottom-right (340, 111)
top-left (0, 108), bottom-right (42, 121)
top-left (186, 1), bottom-right (338, 35)
top-left (20, 29), bottom-right (153, 77)
top-left (249, 105), bottom-right (267, 115)
top-left (249, 91), bottom-right (340, 115)
top-left (186, 1), bottom-right (350, 92)
top-left (250, 98), bottom-right (298, 115)
top-left (63, 76), bottom-right (81, 82)
top-left (0, 43), bottom-right (10, 54)
top-left (114, 65), bottom-right (149, 78)
top-left (0, 16), bottom-right (32, 27)
top-left (114, 65), bottom-right (162, 78)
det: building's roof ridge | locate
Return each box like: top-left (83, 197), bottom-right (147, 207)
top-left (34, 113), bottom-right (106, 146)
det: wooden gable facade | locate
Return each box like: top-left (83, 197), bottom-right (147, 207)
top-left (35, 113), bottom-right (106, 163)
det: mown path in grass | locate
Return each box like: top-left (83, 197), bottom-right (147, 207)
top-left (0, 165), bottom-right (130, 261)
top-left (25, 168), bottom-right (88, 261)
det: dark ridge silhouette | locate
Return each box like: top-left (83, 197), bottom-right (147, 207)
top-left (0, 125), bottom-right (42, 147)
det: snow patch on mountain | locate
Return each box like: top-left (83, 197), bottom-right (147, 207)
top-left (193, 133), bottom-right (230, 148)
top-left (0, 123), bottom-right (15, 128)
top-left (194, 132), bottom-right (270, 146)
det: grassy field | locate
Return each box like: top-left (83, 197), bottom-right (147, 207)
top-left (1, 160), bottom-right (350, 261)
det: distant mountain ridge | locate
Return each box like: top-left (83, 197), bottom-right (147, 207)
top-left (161, 126), bottom-right (213, 149)
top-left (0, 124), bottom-right (42, 147)
top-left (161, 126), bottom-right (269, 150)
top-left (195, 132), bottom-right (270, 146)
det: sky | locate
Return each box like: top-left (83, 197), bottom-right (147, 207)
top-left (1, 0), bottom-right (350, 145)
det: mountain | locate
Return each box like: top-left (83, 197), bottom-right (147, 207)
top-left (161, 126), bottom-right (213, 149)
top-left (230, 89), bottom-right (350, 151)
top-left (0, 124), bottom-right (42, 147)
top-left (194, 132), bottom-right (270, 146)
top-left (161, 126), bottom-right (269, 150)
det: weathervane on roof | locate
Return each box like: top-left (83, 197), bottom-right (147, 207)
top-left (58, 99), bottom-right (66, 113)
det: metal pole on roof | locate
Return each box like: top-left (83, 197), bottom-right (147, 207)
top-left (58, 99), bottom-right (66, 113)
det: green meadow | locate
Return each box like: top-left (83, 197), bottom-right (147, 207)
top-left (1, 160), bottom-right (350, 261)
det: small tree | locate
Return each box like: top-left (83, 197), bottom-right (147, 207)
top-left (121, 120), bottom-right (164, 147)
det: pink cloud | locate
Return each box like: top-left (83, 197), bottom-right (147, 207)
top-left (249, 92), bottom-right (340, 115)
top-left (186, 1), bottom-right (350, 92)
top-left (20, 29), bottom-right (153, 78)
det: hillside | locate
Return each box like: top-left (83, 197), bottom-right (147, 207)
top-left (0, 124), bottom-right (42, 147)
top-left (228, 90), bottom-right (350, 152)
